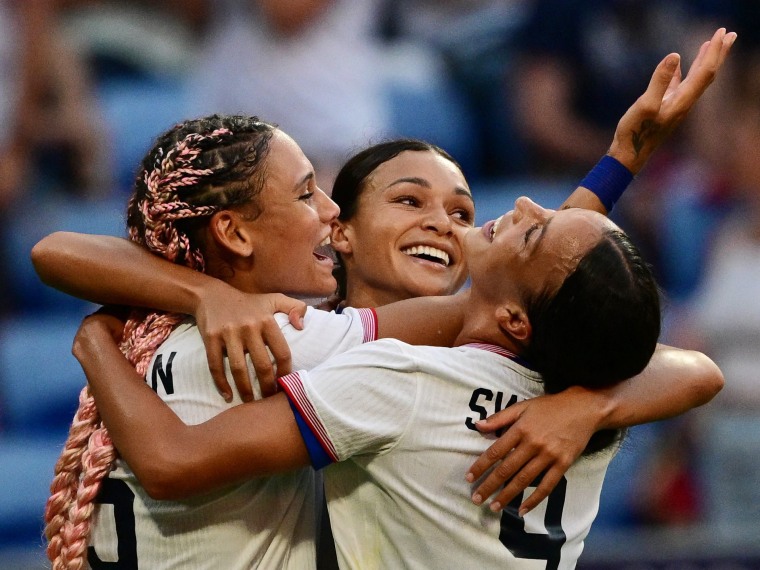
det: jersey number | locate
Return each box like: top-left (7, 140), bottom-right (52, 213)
top-left (88, 478), bottom-right (138, 568)
top-left (499, 475), bottom-right (567, 570)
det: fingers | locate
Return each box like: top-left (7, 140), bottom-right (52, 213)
top-left (719, 31), bottom-right (738, 66)
top-left (243, 333), bottom-right (277, 402)
top-left (468, 425), bottom-right (517, 478)
top-left (263, 319), bottom-right (293, 378)
top-left (273, 294), bottom-right (307, 330)
top-left (472, 402), bottom-right (524, 433)
top-left (206, 338), bottom-right (233, 402)
top-left (658, 28), bottom-right (734, 124)
top-left (664, 54), bottom-right (682, 98)
top-left (517, 465), bottom-right (567, 515)
top-left (678, 28), bottom-right (733, 100)
top-left (487, 457), bottom-right (553, 514)
top-left (288, 307), bottom-right (305, 330)
top-left (470, 442), bottom-right (541, 508)
top-left (641, 53), bottom-right (681, 109)
top-left (226, 337), bottom-right (257, 402)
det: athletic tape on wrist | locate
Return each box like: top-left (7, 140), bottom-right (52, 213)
top-left (579, 155), bottom-right (634, 212)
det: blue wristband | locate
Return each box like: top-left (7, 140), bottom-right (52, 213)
top-left (579, 155), bottom-right (634, 212)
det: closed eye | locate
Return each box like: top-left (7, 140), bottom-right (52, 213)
top-left (524, 223), bottom-right (539, 244)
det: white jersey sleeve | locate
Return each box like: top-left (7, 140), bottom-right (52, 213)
top-left (276, 306), bottom-right (377, 372)
top-left (280, 340), bottom-right (419, 462)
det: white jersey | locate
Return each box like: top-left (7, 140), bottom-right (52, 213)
top-left (88, 306), bottom-right (377, 570)
top-left (281, 340), bottom-right (617, 570)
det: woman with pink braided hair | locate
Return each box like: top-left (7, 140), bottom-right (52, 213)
top-left (39, 115), bottom-right (354, 569)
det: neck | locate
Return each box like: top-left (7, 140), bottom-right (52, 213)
top-left (344, 283), bottom-right (411, 309)
top-left (453, 295), bottom-right (524, 355)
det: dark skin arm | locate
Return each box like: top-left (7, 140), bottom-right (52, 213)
top-left (31, 232), bottom-right (308, 401)
top-left (467, 344), bottom-right (723, 515)
top-left (31, 230), bottom-right (465, 396)
top-left (73, 314), bottom-right (307, 499)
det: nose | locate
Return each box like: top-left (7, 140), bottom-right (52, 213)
top-left (316, 188), bottom-right (340, 223)
top-left (512, 196), bottom-right (548, 224)
top-left (422, 205), bottom-right (453, 236)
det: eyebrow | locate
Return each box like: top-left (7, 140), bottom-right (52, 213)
top-left (387, 177), bottom-right (474, 204)
top-left (294, 172), bottom-right (314, 192)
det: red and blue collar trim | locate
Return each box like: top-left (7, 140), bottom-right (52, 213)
top-left (462, 342), bottom-right (537, 371)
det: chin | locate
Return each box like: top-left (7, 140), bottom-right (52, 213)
top-left (405, 281), bottom-right (459, 299)
top-left (294, 279), bottom-right (337, 300)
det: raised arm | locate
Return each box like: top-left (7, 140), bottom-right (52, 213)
top-left (72, 313), bottom-right (308, 499)
top-left (561, 27), bottom-right (736, 215)
top-left (466, 344), bottom-right (723, 515)
top-left (31, 232), bottom-right (306, 399)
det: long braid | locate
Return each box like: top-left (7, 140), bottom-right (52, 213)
top-left (44, 115), bottom-right (275, 569)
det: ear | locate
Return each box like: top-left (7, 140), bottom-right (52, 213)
top-left (495, 302), bottom-right (532, 343)
top-left (208, 210), bottom-right (255, 258)
top-left (330, 220), bottom-right (354, 255)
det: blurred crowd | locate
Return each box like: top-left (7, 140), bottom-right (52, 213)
top-left (1, 0), bottom-right (759, 564)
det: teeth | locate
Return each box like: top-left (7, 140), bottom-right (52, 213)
top-left (491, 216), bottom-right (502, 239)
top-left (319, 236), bottom-right (331, 247)
top-left (401, 245), bottom-right (450, 266)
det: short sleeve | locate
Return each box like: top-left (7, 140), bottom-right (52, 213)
top-left (279, 340), bottom-right (419, 463)
top-left (275, 306), bottom-right (378, 371)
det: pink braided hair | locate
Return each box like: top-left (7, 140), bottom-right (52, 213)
top-left (44, 127), bottom-right (236, 569)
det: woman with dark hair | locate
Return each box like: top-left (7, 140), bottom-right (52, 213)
top-left (69, 196), bottom-right (667, 569)
top-left (329, 139), bottom-right (472, 307)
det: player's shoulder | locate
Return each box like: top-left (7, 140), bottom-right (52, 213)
top-left (156, 319), bottom-right (203, 353)
top-left (337, 338), bottom-right (429, 370)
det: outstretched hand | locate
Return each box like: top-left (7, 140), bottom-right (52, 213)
top-left (609, 27), bottom-right (736, 175)
top-left (194, 289), bottom-right (307, 402)
top-left (466, 387), bottom-right (607, 515)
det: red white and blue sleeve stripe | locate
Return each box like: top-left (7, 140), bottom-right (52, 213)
top-left (278, 372), bottom-right (338, 470)
top-left (356, 307), bottom-right (378, 343)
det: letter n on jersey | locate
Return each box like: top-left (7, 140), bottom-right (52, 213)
top-left (151, 352), bottom-right (176, 395)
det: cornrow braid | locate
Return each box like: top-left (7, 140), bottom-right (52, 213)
top-left (45, 115), bottom-right (277, 569)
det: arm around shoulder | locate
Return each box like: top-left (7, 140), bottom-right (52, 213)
top-left (73, 314), bottom-right (309, 500)
top-left (31, 231), bottom-right (212, 313)
top-left (596, 344), bottom-right (724, 431)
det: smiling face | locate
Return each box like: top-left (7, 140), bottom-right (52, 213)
top-left (466, 196), bottom-right (614, 306)
top-left (334, 150), bottom-right (475, 307)
top-left (243, 129), bottom-right (340, 297)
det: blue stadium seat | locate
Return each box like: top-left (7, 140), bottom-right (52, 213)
top-left (0, 434), bottom-right (64, 551)
top-left (0, 315), bottom-right (88, 434)
top-left (2, 195), bottom-right (126, 315)
top-left (0, 314), bottom-right (88, 554)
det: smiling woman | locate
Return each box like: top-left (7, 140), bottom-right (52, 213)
top-left (36, 114), bottom-right (361, 570)
top-left (330, 139), bottom-right (476, 308)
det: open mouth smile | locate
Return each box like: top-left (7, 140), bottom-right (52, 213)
top-left (401, 245), bottom-right (451, 267)
top-left (313, 235), bottom-right (335, 262)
